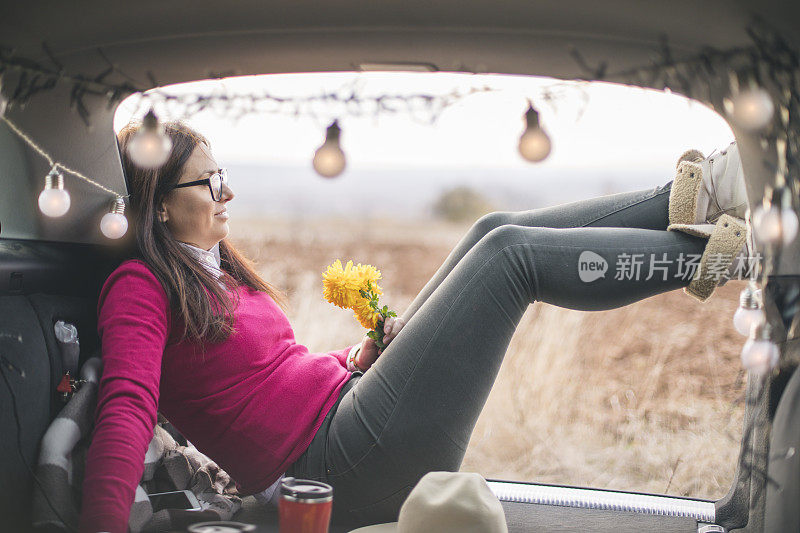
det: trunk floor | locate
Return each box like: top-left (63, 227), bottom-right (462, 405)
top-left (229, 496), bottom-right (702, 532)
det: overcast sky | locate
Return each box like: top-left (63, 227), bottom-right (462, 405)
top-left (113, 71), bottom-right (735, 174)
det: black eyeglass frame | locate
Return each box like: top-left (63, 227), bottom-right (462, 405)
top-left (171, 168), bottom-right (228, 201)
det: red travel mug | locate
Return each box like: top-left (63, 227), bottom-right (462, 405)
top-left (278, 477), bottom-right (333, 533)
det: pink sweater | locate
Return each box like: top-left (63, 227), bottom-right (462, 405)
top-left (79, 259), bottom-right (356, 533)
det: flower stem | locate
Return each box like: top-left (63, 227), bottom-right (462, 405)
top-left (360, 281), bottom-right (397, 354)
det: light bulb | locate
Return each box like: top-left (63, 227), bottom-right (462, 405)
top-left (127, 109), bottom-right (172, 169)
top-left (775, 186), bottom-right (799, 245)
top-left (753, 203), bottom-right (781, 243)
top-left (0, 90), bottom-right (6, 118)
top-left (780, 207), bottom-right (799, 244)
top-left (518, 104), bottom-right (551, 162)
top-left (100, 197), bottom-right (128, 239)
top-left (38, 166), bottom-right (71, 217)
top-left (313, 120), bottom-right (346, 178)
top-left (733, 283), bottom-right (764, 336)
top-left (741, 323), bottom-right (779, 375)
top-left (728, 86), bottom-right (774, 131)
top-left (734, 308), bottom-right (765, 336)
top-left (753, 201), bottom-right (799, 246)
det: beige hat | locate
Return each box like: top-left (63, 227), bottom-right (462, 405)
top-left (348, 471), bottom-right (508, 533)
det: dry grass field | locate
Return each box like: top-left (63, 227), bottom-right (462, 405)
top-left (230, 214), bottom-right (747, 501)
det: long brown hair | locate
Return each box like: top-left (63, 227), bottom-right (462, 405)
top-left (116, 119), bottom-right (288, 351)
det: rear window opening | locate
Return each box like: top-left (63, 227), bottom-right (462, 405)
top-left (113, 71), bottom-right (745, 500)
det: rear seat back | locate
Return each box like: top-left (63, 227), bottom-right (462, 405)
top-left (0, 238), bottom-right (129, 532)
top-left (0, 295), bottom-right (55, 533)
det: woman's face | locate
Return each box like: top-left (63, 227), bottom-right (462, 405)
top-left (158, 142), bottom-right (234, 250)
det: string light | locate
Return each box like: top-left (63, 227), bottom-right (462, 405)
top-left (100, 197), bottom-right (128, 239)
top-left (753, 187), bottom-right (799, 246)
top-left (313, 120), bottom-right (346, 178)
top-left (0, 115), bottom-right (129, 238)
top-left (733, 281), bottom-right (765, 337)
top-left (37, 165), bottom-right (71, 217)
top-left (723, 76), bottom-right (775, 132)
top-left (518, 103), bottom-right (552, 163)
top-left (741, 322), bottom-right (779, 375)
top-left (126, 109), bottom-right (172, 169)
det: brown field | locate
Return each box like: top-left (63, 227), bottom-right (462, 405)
top-left (230, 214), bottom-right (746, 501)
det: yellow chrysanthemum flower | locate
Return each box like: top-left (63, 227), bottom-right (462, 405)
top-left (354, 263), bottom-right (383, 296)
top-left (352, 298), bottom-right (382, 329)
top-left (322, 259), bottom-right (362, 309)
top-left (323, 259), bottom-right (389, 332)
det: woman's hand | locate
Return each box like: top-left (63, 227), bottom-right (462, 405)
top-left (356, 316), bottom-right (406, 371)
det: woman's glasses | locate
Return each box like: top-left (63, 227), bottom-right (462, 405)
top-left (172, 168), bottom-right (229, 201)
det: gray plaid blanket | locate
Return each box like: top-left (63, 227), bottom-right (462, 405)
top-left (32, 357), bottom-right (243, 532)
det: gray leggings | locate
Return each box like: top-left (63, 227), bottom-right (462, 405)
top-left (285, 180), bottom-right (708, 528)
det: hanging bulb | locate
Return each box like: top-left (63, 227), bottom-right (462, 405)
top-left (741, 322), bottom-right (779, 375)
top-left (733, 282), bottom-right (765, 336)
top-left (753, 188), bottom-right (799, 246)
top-left (753, 203), bottom-right (782, 243)
top-left (777, 186), bottom-right (799, 245)
top-left (518, 104), bottom-right (551, 163)
top-left (38, 165), bottom-right (71, 217)
top-left (725, 85), bottom-right (774, 132)
top-left (780, 207), bottom-right (800, 245)
top-left (313, 120), bottom-right (346, 178)
top-left (100, 197), bottom-right (128, 239)
top-left (127, 109), bottom-right (172, 169)
top-left (0, 88), bottom-right (6, 118)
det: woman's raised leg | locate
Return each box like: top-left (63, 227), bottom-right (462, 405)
top-left (400, 181), bottom-right (673, 322)
top-left (322, 222), bottom-right (707, 528)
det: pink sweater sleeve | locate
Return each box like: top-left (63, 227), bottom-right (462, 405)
top-left (79, 261), bottom-right (171, 533)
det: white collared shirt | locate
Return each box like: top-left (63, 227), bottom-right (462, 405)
top-left (178, 241), bottom-right (226, 288)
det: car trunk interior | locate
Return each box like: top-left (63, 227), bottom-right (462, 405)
top-left (2, 1), bottom-right (800, 532)
top-left (2, 239), bottom-right (796, 531)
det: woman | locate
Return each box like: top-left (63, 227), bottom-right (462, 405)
top-left (79, 121), bottom-right (750, 532)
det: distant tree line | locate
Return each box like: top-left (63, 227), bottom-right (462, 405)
top-left (431, 185), bottom-right (496, 223)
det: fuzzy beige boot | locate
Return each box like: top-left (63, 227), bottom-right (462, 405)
top-left (667, 142), bottom-right (755, 302)
top-left (667, 141), bottom-right (749, 228)
top-left (670, 214), bottom-right (754, 302)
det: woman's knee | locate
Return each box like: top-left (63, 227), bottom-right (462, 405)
top-left (479, 223), bottom-right (532, 252)
top-left (472, 211), bottom-right (516, 240)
